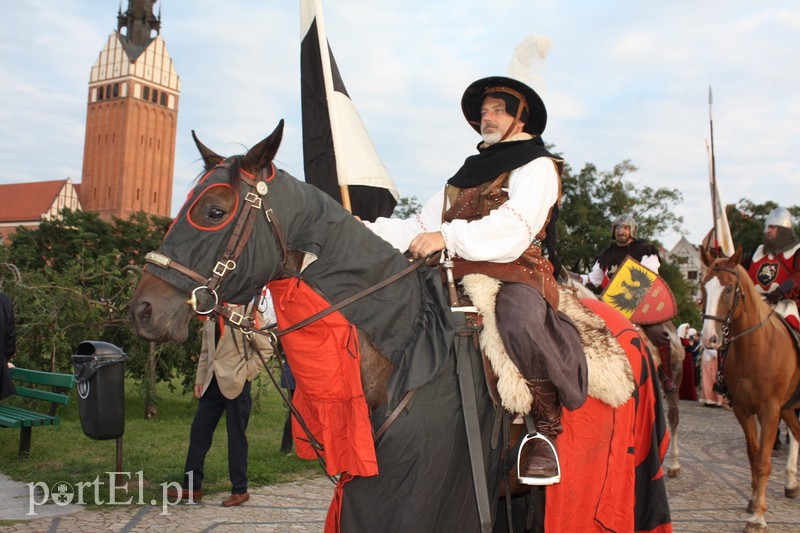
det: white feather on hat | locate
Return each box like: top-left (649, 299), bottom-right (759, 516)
top-left (507, 35), bottom-right (553, 98)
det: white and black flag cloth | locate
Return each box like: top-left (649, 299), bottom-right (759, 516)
top-left (300, 0), bottom-right (399, 222)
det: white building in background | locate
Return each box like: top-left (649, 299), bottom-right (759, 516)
top-left (0, 178), bottom-right (82, 245)
top-left (667, 236), bottom-right (702, 300)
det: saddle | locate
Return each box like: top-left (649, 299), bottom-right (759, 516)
top-left (460, 273), bottom-right (635, 415)
top-left (776, 312), bottom-right (800, 349)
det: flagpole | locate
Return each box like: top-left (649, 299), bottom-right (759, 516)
top-left (313, 0), bottom-right (352, 213)
top-left (708, 85), bottom-right (720, 255)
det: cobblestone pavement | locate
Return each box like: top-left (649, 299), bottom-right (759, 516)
top-left (1, 400), bottom-right (798, 532)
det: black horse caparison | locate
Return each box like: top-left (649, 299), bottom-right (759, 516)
top-left (129, 121), bottom-right (503, 531)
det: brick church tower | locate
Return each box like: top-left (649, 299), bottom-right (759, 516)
top-left (80, 0), bottom-right (179, 220)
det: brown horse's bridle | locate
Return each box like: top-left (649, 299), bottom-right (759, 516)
top-left (702, 264), bottom-right (775, 350)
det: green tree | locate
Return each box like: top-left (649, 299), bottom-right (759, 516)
top-left (1, 210), bottom-right (199, 418)
top-left (557, 158), bottom-right (684, 273)
top-left (725, 199), bottom-right (800, 260)
top-left (392, 196), bottom-right (422, 219)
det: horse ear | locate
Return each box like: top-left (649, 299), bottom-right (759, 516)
top-left (732, 244), bottom-right (743, 265)
top-left (700, 246), bottom-right (712, 267)
top-left (192, 130), bottom-right (225, 170)
top-left (241, 120), bottom-right (285, 174)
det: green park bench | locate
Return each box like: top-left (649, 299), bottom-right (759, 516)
top-left (0, 368), bottom-right (76, 456)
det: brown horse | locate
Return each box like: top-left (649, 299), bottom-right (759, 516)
top-left (699, 246), bottom-right (800, 532)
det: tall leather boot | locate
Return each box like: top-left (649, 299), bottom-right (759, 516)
top-left (657, 343), bottom-right (676, 393)
top-left (519, 379), bottom-right (563, 485)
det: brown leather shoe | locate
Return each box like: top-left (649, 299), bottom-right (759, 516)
top-left (166, 487), bottom-right (202, 502)
top-left (221, 492), bottom-right (250, 507)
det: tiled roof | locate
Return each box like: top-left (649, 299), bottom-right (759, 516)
top-left (0, 179), bottom-right (70, 223)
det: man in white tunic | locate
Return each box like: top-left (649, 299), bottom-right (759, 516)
top-left (365, 76), bottom-right (587, 484)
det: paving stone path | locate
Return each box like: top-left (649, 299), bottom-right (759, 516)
top-left (1, 400), bottom-right (798, 532)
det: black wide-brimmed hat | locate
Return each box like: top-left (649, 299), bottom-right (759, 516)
top-left (461, 76), bottom-right (547, 136)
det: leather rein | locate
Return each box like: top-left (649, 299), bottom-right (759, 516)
top-left (702, 264), bottom-right (776, 350)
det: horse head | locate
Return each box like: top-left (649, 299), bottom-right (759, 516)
top-left (699, 244), bottom-right (769, 350)
top-left (129, 121), bottom-right (286, 343)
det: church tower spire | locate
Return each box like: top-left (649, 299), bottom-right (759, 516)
top-left (117, 0), bottom-right (160, 50)
top-left (80, 0), bottom-right (179, 220)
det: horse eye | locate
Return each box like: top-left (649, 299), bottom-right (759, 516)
top-left (725, 286), bottom-right (733, 294)
top-left (208, 207), bottom-right (227, 220)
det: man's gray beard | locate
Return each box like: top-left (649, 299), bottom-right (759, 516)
top-left (481, 131), bottom-right (502, 145)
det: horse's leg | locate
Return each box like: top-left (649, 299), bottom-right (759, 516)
top-left (665, 388), bottom-right (681, 477)
top-left (735, 409), bottom-right (761, 514)
top-left (783, 408), bottom-right (800, 499)
top-left (666, 335), bottom-right (683, 478)
top-left (744, 407), bottom-right (781, 533)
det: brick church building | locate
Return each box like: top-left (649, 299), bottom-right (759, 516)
top-left (0, 0), bottom-right (179, 242)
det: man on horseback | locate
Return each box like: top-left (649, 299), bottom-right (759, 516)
top-left (744, 206), bottom-right (800, 331)
top-left (581, 214), bottom-right (678, 392)
top-left (364, 76), bottom-right (588, 485)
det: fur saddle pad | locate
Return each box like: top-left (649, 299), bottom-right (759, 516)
top-left (461, 274), bottom-right (635, 414)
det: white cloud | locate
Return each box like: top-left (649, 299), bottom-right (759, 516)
top-left (1, 0), bottom-right (798, 252)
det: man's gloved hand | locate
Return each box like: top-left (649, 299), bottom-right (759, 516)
top-left (765, 290), bottom-right (783, 305)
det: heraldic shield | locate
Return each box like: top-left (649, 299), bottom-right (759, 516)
top-left (601, 256), bottom-right (677, 325)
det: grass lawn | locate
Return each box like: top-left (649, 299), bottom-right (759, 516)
top-left (0, 374), bottom-right (322, 506)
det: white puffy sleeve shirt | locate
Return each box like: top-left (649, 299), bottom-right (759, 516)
top-left (366, 157), bottom-right (559, 263)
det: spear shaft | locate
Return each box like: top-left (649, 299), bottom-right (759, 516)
top-left (708, 85), bottom-right (720, 254)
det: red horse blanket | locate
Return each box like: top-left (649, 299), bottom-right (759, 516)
top-left (546, 298), bottom-right (672, 533)
top-left (268, 277), bottom-right (378, 477)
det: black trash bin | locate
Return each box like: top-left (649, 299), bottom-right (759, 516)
top-left (71, 341), bottom-right (127, 440)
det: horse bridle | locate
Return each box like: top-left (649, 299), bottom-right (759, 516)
top-left (144, 163), bottom-right (288, 329)
top-left (702, 264), bottom-right (775, 350)
top-left (144, 162), bottom-right (428, 337)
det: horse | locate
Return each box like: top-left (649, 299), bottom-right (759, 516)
top-left (699, 245), bottom-right (800, 532)
top-left (129, 122), bottom-right (671, 532)
top-left (650, 320), bottom-right (684, 478)
top-left (566, 275), bottom-right (685, 478)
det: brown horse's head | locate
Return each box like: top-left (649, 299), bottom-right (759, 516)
top-left (129, 121), bottom-right (286, 343)
top-left (699, 245), bottom-right (770, 349)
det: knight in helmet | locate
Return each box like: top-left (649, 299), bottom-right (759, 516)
top-left (363, 75), bottom-right (588, 485)
top-left (581, 213), bottom-right (677, 392)
top-left (744, 207), bottom-right (800, 330)
top-left (582, 214), bottom-right (661, 288)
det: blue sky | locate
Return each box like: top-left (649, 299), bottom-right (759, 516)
top-left (1, 1), bottom-right (799, 250)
